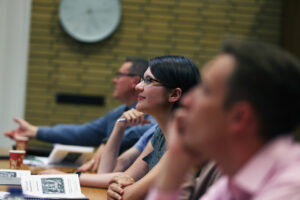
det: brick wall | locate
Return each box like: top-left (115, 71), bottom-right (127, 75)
top-left (26, 0), bottom-right (282, 125)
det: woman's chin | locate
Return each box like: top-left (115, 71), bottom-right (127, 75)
top-left (136, 105), bottom-right (145, 112)
top-left (136, 104), bottom-right (149, 114)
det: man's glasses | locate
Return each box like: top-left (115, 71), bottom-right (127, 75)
top-left (115, 72), bottom-right (138, 79)
top-left (140, 76), bottom-right (163, 86)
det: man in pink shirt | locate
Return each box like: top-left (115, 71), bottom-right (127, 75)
top-left (147, 39), bottom-right (300, 200)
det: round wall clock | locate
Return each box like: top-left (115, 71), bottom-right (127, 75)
top-left (59, 0), bottom-right (121, 43)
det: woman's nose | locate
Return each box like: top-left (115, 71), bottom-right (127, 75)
top-left (135, 81), bottom-right (144, 91)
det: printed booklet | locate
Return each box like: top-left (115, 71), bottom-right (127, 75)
top-left (21, 174), bottom-right (88, 199)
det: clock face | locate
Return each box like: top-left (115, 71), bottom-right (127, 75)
top-left (59, 0), bottom-right (121, 43)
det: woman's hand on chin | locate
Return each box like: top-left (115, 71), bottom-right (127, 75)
top-left (118, 109), bottom-right (150, 127)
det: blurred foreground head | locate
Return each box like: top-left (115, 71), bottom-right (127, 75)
top-left (222, 38), bottom-right (300, 141)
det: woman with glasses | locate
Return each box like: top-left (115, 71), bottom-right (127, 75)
top-left (106, 55), bottom-right (200, 200)
top-left (40, 56), bottom-right (200, 199)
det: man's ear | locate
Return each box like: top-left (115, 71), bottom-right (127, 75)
top-left (132, 76), bottom-right (141, 87)
top-left (168, 88), bottom-right (182, 103)
top-left (227, 101), bottom-right (257, 136)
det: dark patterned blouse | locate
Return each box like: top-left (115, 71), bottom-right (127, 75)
top-left (143, 126), bottom-right (166, 170)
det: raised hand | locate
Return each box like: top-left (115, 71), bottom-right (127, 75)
top-left (117, 109), bottom-right (151, 127)
top-left (3, 118), bottom-right (38, 139)
top-left (153, 108), bottom-right (206, 192)
top-left (167, 108), bottom-right (204, 164)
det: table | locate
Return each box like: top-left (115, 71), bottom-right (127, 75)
top-left (0, 159), bottom-right (107, 200)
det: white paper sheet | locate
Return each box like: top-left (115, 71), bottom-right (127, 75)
top-left (0, 191), bottom-right (9, 200)
top-left (21, 174), bottom-right (86, 199)
top-left (0, 169), bottom-right (30, 178)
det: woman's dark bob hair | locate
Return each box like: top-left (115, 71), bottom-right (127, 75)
top-left (149, 55), bottom-right (201, 109)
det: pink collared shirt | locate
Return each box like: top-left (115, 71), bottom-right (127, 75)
top-left (147, 136), bottom-right (300, 200)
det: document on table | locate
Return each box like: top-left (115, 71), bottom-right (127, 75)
top-left (0, 169), bottom-right (31, 178)
top-left (21, 174), bottom-right (87, 199)
top-left (0, 169), bottom-right (31, 185)
top-left (48, 144), bottom-right (94, 165)
top-left (24, 144), bottom-right (94, 167)
top-left (0, 191), bottom-right (9, 200)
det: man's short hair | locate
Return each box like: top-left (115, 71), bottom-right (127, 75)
top-left (222, 39), bottom-right (300, 141)
top-left (126, 57), bottom-right (149, 78)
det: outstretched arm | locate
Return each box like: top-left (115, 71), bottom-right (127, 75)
top-left (79, 172), bottom-right (122, 188)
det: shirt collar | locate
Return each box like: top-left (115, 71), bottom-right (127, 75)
top-left (231, 135), bottom-right (294, 196)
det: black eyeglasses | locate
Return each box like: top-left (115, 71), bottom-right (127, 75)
top-left (115, 72), bottom-right (138, 78)
top-left (140, 76), bottom-right (163, 86)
